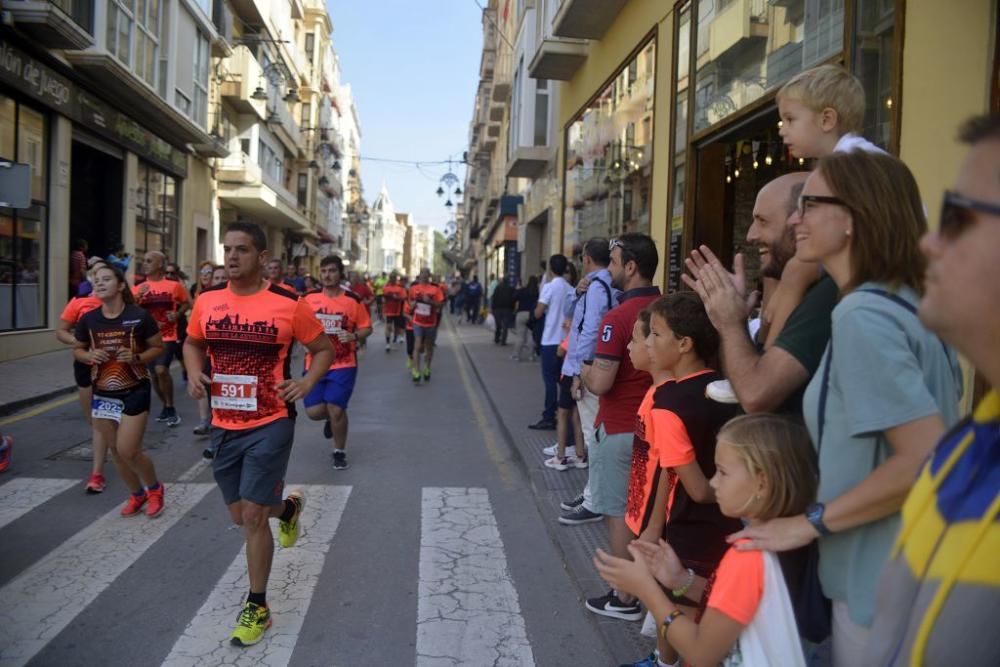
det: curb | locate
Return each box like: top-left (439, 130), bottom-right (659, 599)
top-left (447, 316), bottom-right (626, 663)
top-left (0, 385), bottom-right (77, 419)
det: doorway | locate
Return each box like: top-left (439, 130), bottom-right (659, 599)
top-left (692, 105), bottom-right (808, 290)
top-left (70, 138), bottom-right (124, 267)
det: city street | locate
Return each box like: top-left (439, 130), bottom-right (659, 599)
top-left (0, 315), bottom-right (647, 667)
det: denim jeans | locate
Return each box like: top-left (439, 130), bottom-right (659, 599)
top-left (539, 344), bottom-right (561, 422)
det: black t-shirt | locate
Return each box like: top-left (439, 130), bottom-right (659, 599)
top-left (75, 304), bottom-right (159, 395)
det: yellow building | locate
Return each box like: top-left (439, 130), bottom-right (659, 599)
top-left (544, 0), bottom-right (997, 290)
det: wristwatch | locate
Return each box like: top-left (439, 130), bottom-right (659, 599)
top-left (805, 502), bottom-right (832, 536)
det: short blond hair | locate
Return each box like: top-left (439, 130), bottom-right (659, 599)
top-left (777, 64), bottom-right (866, 135)
top-left (717, 414), bottom-right (818, 522)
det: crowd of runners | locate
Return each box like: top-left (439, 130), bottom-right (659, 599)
top-left (42, 222), bottom-right (453, 646)
top-left (1, 62), bottom-right (996, 665)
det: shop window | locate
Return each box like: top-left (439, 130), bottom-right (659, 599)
top-left (134, 162), bottom-right (179, 263)
top-left (0, 96), bottom-right (48, 332)
top-left (851, 0), bottom-right (896, 150)
top-left (693, 0), bottom-right (844, 133)
top-left (563, 36), bottom-right (656, 248)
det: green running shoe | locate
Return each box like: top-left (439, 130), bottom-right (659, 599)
top-left (230, 600), bottom-right (272, 647)
top-left (277, 490), bottom-right (305, 548)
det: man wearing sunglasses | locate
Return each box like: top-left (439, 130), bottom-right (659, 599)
top-left (865, 114), bottom-right (1000, 666)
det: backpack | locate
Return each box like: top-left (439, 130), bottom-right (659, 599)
top-left (577, 277), bottom-right (614, 334)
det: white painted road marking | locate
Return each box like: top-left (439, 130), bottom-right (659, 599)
top-left (0, 478), bottom-right (77, 531)
top-left (417, 487), bottom-right (534, 667)
top-left (0, 483), bottom-right (216, 667)
top-left (161, 485), bottom-right (353, 667)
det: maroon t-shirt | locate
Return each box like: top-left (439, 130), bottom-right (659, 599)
top-left (593, 286), bottom-right (660, 435)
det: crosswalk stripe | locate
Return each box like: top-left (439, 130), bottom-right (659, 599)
top-left (417, 487), bottom-right (535, 667)
top-left (0, 482), bottom-right (216, 667)
top-left (0, 478), bottom-right (77, 531)
top-left (161, 484), bottom-right (353, 666)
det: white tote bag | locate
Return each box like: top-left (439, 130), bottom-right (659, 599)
top-left (722, 551), bottom-right (806, 667)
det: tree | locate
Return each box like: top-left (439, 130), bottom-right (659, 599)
top-left (433, 231), bottom-right (451, 277)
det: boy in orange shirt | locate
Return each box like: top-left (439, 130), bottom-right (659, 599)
top-left (302, 255), bottom-right (372, 470)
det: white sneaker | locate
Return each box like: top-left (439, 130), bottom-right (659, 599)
top-left (542, 443), bottom-right (559, 456)
top-left (385, 343), bottom-right (391, 352)
top-left (544, 454), bottom-right (581, 471)
top-left (705, 379), bottom-right (740, 404)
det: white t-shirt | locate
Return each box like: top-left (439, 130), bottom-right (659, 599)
top-left (538, 276), bottom-right (573, 346)
top-left (833, 133), bottom-right (888, 155)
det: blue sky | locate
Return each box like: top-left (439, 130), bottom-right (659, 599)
top-left (326, 0), bottom-right (482, 233)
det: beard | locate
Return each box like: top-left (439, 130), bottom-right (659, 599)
top-left (761, 228), bottom-right (797, 280)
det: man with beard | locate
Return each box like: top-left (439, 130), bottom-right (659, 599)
top-left (683, 172), bottom-right (836, 415)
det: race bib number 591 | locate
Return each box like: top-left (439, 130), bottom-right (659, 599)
top-left (211, 373), bottom-right (258, 411)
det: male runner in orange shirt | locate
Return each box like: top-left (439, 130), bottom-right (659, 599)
top-left (134, 250), bottom-right (190, 426)
top-left (183, 221), bottom-right (333, 647)
top-left (408, 268), bottom-right (445, 383)
top-left (381, 272), bottom-right (408, 352)
top-left (302, 255), bottom-right (372, 470)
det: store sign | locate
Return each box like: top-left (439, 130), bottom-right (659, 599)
top-left (0, 39), bottom-right (187, 178)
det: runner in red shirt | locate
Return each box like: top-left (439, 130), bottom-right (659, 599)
top-left (57, 281), bottom-right (107, 493)
top-left (183, 222), bottom-right (334, 647)
top-left (302, 255), bottom-right (372, 470)
top-left (133, 250), bottom-right (190, 426)
top-left (381, 273), bottom-right (408, 352)
top-left (408, 268), bottom-right (445, 382)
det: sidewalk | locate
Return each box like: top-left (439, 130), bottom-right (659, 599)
top-left (447, 315), bottom-right (650, 664)
top-left (0, 348), bottom-right (78, 417)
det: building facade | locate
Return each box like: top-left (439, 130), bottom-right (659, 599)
top-left (0, 0), bottom-right (363, 361)
top-left (462, 0), bottom-right (999, 297)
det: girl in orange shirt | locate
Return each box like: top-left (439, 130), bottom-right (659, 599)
top-left (595, 414), bottom-right (817, 667)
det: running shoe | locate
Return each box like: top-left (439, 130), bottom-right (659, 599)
top-left (619, 652), bottom-right (660, 667)
top-left (0, 435), bottom-right (12, 473)
top-left (155, 408), bottom-right (170, 423)
top-left (422, 368), bottom-right (431, 381)
top-left (585, 590), bottom-right (643, 621)
top-left (332, 450), bottom-right (350, 471)
top-left (385, 342), bottom-right (391, 352)
top-left (165, 409), bottom-right (181, 428)
top-left (278, 490), bottom-right (306, 548)
top-left (558, 505), bottom-right (603, 526)
top-left (542, 443), bottom-right (560, 456)
top-left (528, 419), bottom-right (557, 430)
top-left (202, 446), bottom-right (215, 460)
top-left (145, 484), bottom-right (165, 518)
top-left (560, 494), bottom-right (585, 511)
top-left (121, 491), bottom-right (148, 517)
top-left (192, 420), bottom-right (211, 436)
top-left (230, 600), bottom-right (272, 647)
top-left (85, 472), bottom-right (106, 494)
top-left (412, 369), bottom-right (421, 383)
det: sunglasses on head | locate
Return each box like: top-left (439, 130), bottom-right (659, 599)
top-left (939, 191), bottom-right (1000, 240)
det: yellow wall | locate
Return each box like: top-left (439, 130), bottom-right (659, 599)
top-left (179, 157), bottom-right (216, 277)
top-left (556, 0), bottom-right (676, 286)
top-left (899, 0), bottom-right (995, 222)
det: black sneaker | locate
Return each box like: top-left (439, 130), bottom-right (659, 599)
top-left (558, 505), bottom-right (603, 526)
top-left (165, 409), bottom-right (181, 428)
top-left (528, 419), bottom-right (557, 430)
top-left (560, 494), bottom-right (585, 511)
top-left (202, 446), bottom-right (215, 460)
top-left (585, 590), bottom-right (643, 621)
top-left (155, 408), bottom-right (170, 423)
top-left (332, 450), bottom-right (349, 471)
top-left (323, 419), bottom-right (332, 439)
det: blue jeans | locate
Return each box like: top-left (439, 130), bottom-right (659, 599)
top-left (539, 345), bottom-right (560, 422)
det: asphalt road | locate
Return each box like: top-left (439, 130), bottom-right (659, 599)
top-left (0, 320), bottom-right (616, 667)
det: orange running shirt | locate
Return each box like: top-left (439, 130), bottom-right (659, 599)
top-left (408, 283), bottom-right (444, 327)
top-left (61, 295), bottom-right (102, 325)
top-left (705, 543), bottom-right (765, 625)
top-left (74, 304), bottom-right (159, 394)
top-left (186, 283), bottom-right (325, 430)
top-left (133, 279), bottom-right (190, 342)
top-left (382, 284), bottom-right (407, 318)
top-left (302, 289), bottom-right (372, 370)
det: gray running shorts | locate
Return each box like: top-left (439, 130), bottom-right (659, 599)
top-left (210, 418), bottom-right (294, 507)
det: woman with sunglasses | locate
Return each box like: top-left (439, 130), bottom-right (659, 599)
top-left (73, 265), bottom-right (167, 518)
top-left (729, 150), bottom-right (962, 666)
